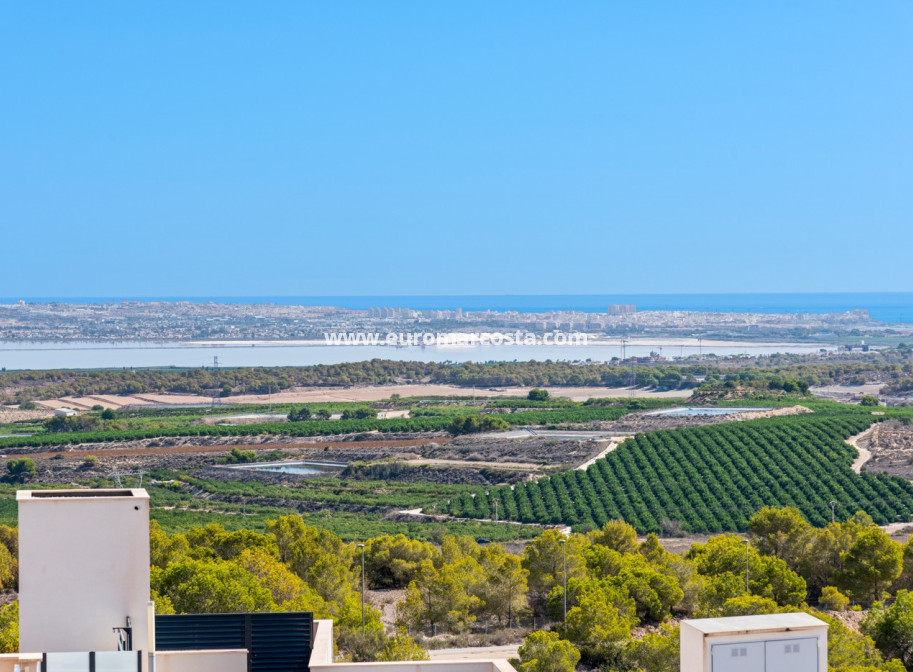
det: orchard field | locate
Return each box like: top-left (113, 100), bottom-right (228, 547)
top-left (454, 413), bottom-right (913, 532)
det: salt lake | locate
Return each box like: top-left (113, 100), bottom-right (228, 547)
top-left (0, 340), bottom-right (834, 370)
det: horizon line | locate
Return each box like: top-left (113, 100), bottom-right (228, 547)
top-left (3, 291), bottom-right (913, 300)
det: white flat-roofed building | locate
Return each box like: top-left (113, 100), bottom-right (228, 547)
top-left (17, 488), bottom-right (153, 671)
top-left (680, 612), bottom-right (828, 672)
top-left (5, 488), bottom-right (515, 672)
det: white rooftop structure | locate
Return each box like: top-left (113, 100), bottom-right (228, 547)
top-left (683, 612), bottom-right (825, 635)
top-left (681, 612), bottom-right (828, 672)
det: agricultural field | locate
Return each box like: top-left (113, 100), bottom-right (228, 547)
top-left (0, 396), bottom-right (677, 450)
top-left (456, 411), bottom-right (913, 532)
top-left (3, 391), bottom-right (913, 542)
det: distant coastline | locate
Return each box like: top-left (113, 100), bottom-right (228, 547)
top-left (2, 292), bottom-right (912, 323)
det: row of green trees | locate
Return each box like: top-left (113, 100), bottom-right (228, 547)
top-left (5, 353), bottom-right (912, 403)
top-left (0, 399), bottom-right (677, 449)
top-left (454, 415), bottom-right (913, 532)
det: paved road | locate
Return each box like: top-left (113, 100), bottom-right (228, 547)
top-left (427, 644), bottom-right (520, 661)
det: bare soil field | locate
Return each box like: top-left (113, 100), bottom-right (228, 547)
top-left (858, 420), bottom-right (913, 479)
top-left (429, 436), bottom-right (601, 468)
top-left (811, 383), bottom-right (884, 403)
top-left (0, 407), bottom-right (53, 422)
top-left (34, 384), bottom-right (692, 410)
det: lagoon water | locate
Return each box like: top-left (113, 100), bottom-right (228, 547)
top-left (0, 340), bottom-right (834, 370)
top-left (645, 407), bottom-right (774, 417)
top-left (239, 461), bottom-right (346, 476)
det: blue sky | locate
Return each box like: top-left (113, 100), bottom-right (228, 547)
top-left (1, 2), bottom-right (911, 297)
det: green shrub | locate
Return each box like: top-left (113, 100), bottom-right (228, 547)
top-left (223, 447), bottom-right (257, 464)
top-left (6, 458), bottom-right (36, 482)
top-left (819, 586), bottom-right (850, 611)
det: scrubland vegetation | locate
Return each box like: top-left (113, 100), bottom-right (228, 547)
top-left (2, 347), bottom-right (913, 404)
top-left (0, 508), bottom-right (911, 669)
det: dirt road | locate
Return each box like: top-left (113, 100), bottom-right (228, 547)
top-left (846, 426), bottom-right (877, 474)
top-left (576, 439), bottom-right (631, 470)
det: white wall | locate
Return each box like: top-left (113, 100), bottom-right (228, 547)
top-left (17, 490), bottom-right (151, 666)
top-left (155, 649), bottom-right (248, 672)
top-left (308, 621), bottom-right (515, 672)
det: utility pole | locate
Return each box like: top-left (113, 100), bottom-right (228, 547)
top-left (559, 537), bottom-right (567, 627)
top-left (212, 356), bottom-right (219, 408)
top-left (357, 543), bottom-right (366, 634)
top-left (829, 501), bottom-right (838, 524)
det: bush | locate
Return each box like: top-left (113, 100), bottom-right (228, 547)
top-left (342, 408), bottom-right (378, 420)
top-left (6, 458), bottom-right (36, 482)
top-left (81, 455), bottom-right (99, 470)
top-left (223, 447), bottom-right (257, 464)
top-left (860, 395), bottom-right (881, 407)
top-left (0, 603), bottom-right (18, 653)
top-left (447, 414), bottom-right (510, 436)
top-left (527, 389), bottom-right (550, 402)
top-left (818, 586), bottom-right (850, 611)
top-left (517, 631), bottom-right (579, 672)
top-left (659, 518), bottom-right (686, 537)
top-left (288, 407), bottom-right (312, 422)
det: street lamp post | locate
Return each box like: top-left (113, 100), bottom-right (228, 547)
top-left (742, 539), bottom-right (750, 592)
top-left (559, 538), bottom-right (567, 627)
top-left (357, 543), bottom-right (366, 635)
